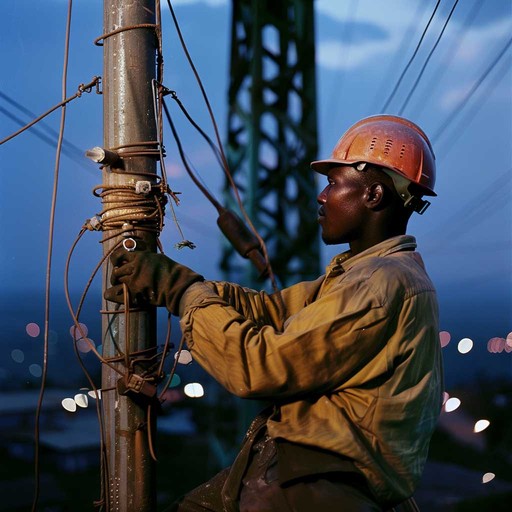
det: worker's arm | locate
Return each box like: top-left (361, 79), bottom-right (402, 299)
top-left (179, 273), bottom-right (393, 400)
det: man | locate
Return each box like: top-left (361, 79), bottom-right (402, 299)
top-left (106, 115), bottom-right (444, 511)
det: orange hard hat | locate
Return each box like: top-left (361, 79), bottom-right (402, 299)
top-left (311, 115), bottom-right (437, 211)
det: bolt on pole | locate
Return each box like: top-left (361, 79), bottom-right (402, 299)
top-left (101, 1), bottom-right (158, 510)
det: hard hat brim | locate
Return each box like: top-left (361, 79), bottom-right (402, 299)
top-left (310, 158), bottom-right (437, 197)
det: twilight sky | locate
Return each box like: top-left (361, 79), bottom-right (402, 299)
top-left (0, 0), bottom-right (511, 385)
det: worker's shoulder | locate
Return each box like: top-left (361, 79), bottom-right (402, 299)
top-left (350, 250), bottom-right (436, 299)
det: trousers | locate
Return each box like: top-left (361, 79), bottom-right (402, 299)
top-left (167, 429), bottom-right (382, 512)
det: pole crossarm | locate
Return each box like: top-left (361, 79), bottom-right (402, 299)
top-left (223, 0), bottom-right (320, 286)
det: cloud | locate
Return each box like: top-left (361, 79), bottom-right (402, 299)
top-left (317, 38), bottom-right (392, 71)
top-left (314, 0), bottom-right (420, 71)
top-left (449, 18), bottom-right (512, 63)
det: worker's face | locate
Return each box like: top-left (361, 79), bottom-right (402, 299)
top-left (317, 165), bottom-right (368, 245)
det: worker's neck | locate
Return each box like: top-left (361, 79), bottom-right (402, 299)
top-left (349, 226), bottom-right (407, 257)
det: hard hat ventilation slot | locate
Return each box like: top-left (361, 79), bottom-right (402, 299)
top-left (369, 137), bottom-right (377, 151)
top-left (399, 144), bottom-right (406, 159)
top-left (384, 139), bottom-right (393, 155)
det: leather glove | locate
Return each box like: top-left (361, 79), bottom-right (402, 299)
top-left (104, 248), bottom-right (204, 315)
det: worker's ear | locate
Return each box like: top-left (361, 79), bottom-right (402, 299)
top-left (364, 182), bottom-right (386, 210)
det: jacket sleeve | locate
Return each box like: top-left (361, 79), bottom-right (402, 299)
top-left (201, 278), bottom-right (325, 331)
top-left (179, 275), bottom-right (393, 400)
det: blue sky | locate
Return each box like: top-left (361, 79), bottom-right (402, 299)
top-left (0, 0), bottom-right (511, 384)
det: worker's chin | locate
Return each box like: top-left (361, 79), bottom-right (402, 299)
top-left (321, 233), bottom-right (341, 246)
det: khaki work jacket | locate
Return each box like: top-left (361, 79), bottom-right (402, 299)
top-left (179, 235), bottom-right (444, 506)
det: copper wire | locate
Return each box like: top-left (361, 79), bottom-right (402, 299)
top-left (32, 3), bottom-right (73, 511)
top-left (94, 23), bottom-right (158, 47)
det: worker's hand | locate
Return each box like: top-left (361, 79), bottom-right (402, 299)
top-left (104, 248), bottom-right (204, 315)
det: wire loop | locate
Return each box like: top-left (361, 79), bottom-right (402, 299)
top-left (94, 23), bottom-right (158, 46)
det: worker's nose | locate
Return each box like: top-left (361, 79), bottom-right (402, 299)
top-left (317, 186), bottom-right (327, 204)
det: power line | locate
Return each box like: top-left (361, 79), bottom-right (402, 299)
top-left (423, 168), bottom-right (511, 253)
top-left (0, 104), bottom-right (94, 172)
top-left (0, 90), bottom-right (88, 157)
top-left (432, 34), bottom-right (512, 143)
top-left (381, 0), bottom-right (441, 112)
top-left (398, 0), bottom-right (460, 115)
top-left (436, 56), bottom-right (512, 156)
top-left (370, 0), bottom-right (428, 115)
top-left (0, 76), bottom-right (99, 146)
top-left (32, 1), bottom-right (73, 509)
top-left (411, 0), bottom-right (484, 121)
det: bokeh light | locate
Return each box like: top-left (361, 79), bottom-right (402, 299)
top-left (175, 350), bottom-right (193, 365)
top-left (26, 322), bottom-right (40, 338)
top-left (474, 419), bottom-right (490, 433)
top-left (70, 322), bottom-right (88, 340)
top-left (74, 393), bottom-right (89, 408)
top-left (29, 364), bottom-right (42, 378)
top-left (439, 331), bottom-right (451, 348)
top-left (169, 374), bottom-right (181, 388)
top-left (482, 473), bottom-right (495, 484)
top-left (444, 397), bottom-right (461, 413)
top-left (11, 349), bottom-right (25, 363)
top-left (457, 338), bottom-right (473, 354)
top-left (487, 337), bottom-right (506, 353)
top-left (76, 338), bottom-right (95, 353)
top-left (184, 382), bottom-right (204, 398)
top-left (62, 398), bottom-right (77, 412)
top-left (88, 389), bottom-right (102, 400)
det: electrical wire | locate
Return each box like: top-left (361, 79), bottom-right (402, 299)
top-left (0, 76), bottom-right (99, 146)
top-left (398, 0), bottom-right (460, 115)
top-left (0, 97), bottom-right (93, 172)
top-left (436, 56), bottom-right (512, 157)
top-left (411, 0), bottom-right (484, 121)
top-left (162, 97), bottom-right (222, 211)
top-left (165, 0), bottom-right (284, 311)
top-left (0, 90), bottom-right (86, 155)
top-left (422, 168), bottom-right (511, 253)
top-left (64, 228), bottom-right (112, 511)
top-left (32, 2), bottom-right (73, 510)
top-left (381, 0), bottom-right (441, 112)
top-left (432, 34), bottom-right (512, 143)
top-left (369, 1), bottom-right (427, 115)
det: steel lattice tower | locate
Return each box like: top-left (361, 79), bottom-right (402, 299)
top-left (222, 0), bottom-right (320, 286)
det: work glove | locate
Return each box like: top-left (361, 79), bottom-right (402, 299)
top-left (104, 248), bottom-right (204, 316)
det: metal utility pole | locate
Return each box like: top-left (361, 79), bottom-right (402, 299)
top-left (223, 0), bottom-right (320, 286)
top-left (100, 1), bottom-right (158, 510)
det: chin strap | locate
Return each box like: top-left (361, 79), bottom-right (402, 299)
top-left (355, 162), bottom-right (431, 215)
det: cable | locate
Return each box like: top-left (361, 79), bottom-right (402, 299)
top-left (32, 2), bottom-right (73, 510)
top-left (162, 97), bottom-right (222, 211)
top-left (411, 0), bottom-right (484, 120)
top-left (165, 0), bottom-right (285, 313)
top-left (436, 56), bottom-right (512, 157)
top-left (0, 76), bottom-right (100, 146)
top-left (0, 104), bottom-right (94, 172)
top-left (422, 168), bottom-right (511, 253)
top-left (398, 0), bottom-right (460, 115)
top-left (0, 90), bottom-right (88, 157)
top-left (432, 34), bottom-right (512, 143)
top-left (381, 0), bottom-right (441, 112)
top-left (369, 1), bottom-right (428, 115)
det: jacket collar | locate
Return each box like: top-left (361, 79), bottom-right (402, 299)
top-left (325, 235), bottom-right (417, 277)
